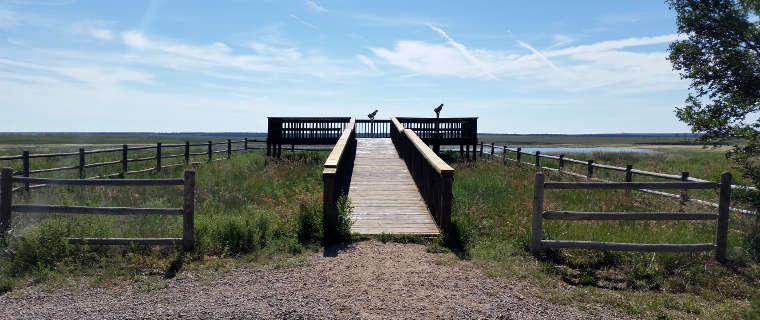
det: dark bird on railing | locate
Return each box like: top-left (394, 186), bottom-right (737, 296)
top-left (434, 104), bottom-right (443, 117)
top-left (368, 109), bottom-right (378, 120)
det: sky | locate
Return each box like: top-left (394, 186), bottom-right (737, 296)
top-left (0, 0), bottom-right (694, 133)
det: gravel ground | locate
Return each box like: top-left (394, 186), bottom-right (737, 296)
top-left (0, 240), bottom-right (627, 319)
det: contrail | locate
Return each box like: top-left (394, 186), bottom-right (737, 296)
top-left (428, 24), bottom-right (499, 80)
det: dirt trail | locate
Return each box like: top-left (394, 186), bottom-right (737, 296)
top-left (0, 240), bottom-right (625, 319)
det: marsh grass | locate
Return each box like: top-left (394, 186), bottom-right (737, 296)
top-left (446, 152), bottom-right (760, 319)
top-left (0, 150), bottom-right (326, 292)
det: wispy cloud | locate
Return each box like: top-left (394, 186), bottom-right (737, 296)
top-left (428, 25), bottom-right (498, 80)
top-left (289, 14), bottom-right (317, 29)
top-left (356, 54), bottom-right (377, 71)
top-left (305, 0), bottom-right (327, 12)
top-left (70, 20), bottom-right (114, 40)
top-left (516, 40), bottom-right (563, 73)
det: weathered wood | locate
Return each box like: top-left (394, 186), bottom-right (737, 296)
top-left (156, 143), bottom-right (162, 171)
top-left (227, 139), bottom-right (232, 159)
top-left (0, 168), bottom-right (12, 233)
top-left (541, 240), bottom-right (716, 252)
top-left (531, 172), bottom-right (545, 255)
top-left (680, 171), bottom-right (689, 205)
top-left (516, 147), bottom-right (521, 163)
top-left (207, 141), bottom-right (212, 162)
top-left (544, 181), bottom-right (719, 190)
top-left (83, 160), bottom-right (121, 169)
top-left (12, 177), bottom-right (184, 186)
top-left (559, 154), bottom-right (565, 170)
top-left (22, 151), bottom-right (29, 191)
top-left (716, 172), bottom-right (731, 263)
top-left (12, 204), bottom-right (182, 215)
top-left (29, 165), bottom-right (80, 174)
top-left (69, 238), bottom-right (182, 245)
top-left (185, 141), bottom-right (190, 164)
top-left (543, 211), bottom-right (718, 220)
top-left (587, 160), bottom-right (594, 178)
top-left (535, 151), bottom-right (541, 167)
top-left (183, 170), bottom-right (195, 251)
top-left (127, 155), bottom-right (155, 163)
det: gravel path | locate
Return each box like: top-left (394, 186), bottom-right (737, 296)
top-left (0, 240), bottom-right (625, 319)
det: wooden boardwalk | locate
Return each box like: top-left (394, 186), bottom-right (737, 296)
top-left (348, 138), bottom-right (439, 235)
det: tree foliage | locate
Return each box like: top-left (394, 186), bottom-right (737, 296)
top-left (667, 0), bottom-right (760, 185)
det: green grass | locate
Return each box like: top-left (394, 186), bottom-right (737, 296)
top-left (446, 152), bottom-right (760, 319)
top-left (0, 150), bottom-right (330, 292)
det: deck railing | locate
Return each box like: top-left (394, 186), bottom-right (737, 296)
top-left (390, 118), bottom-right (454, 230)
top-left (267, 117), bottom-right (351, 157)
top-left (322, 118), bottom-right (356, 210)
top-left (0, 168), bottom-right (196, 251)
top-left (530, 172), bottom-right (732, 262)
top-left (355, 119), bottom-right (391, 138)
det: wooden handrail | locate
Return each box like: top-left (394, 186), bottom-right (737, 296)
top-left (325, 118), bottom-right (356, 168)
top-left (322, 118), bottom-right (356, 210)
top-left (403, 129), bottom-right (454, 174)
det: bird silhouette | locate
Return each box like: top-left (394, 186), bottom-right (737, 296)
top-left (368, 109), bottom-right (378, 120)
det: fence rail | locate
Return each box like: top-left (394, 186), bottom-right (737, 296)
top-left (322, 118), bottom-right (356, 211)
top-left (530, 171), bottom-right (732, 262)
top-left (390, 117), bottom-right (454, 230)
top-left (478, 143), bottom-right (755, 215)
top-left (0, 168), bottom-right (196, 251)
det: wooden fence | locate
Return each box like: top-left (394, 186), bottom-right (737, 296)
top-left (322, 118), bottom-right (356, 210)
top-left (0, 138), bottom-right (294, 193)
top-left (476, 142), bottom-right (755, 215)
top-left (0, 168), bottom-right (196, 251)
top-left (355, 119), bottom-right (391, 138)
top-left (530, 172), bottom-right (732, 262)
top-left (390, 118), bottom-right (454, 230)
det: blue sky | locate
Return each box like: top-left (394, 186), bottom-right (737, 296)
top-left (0, 0), bottom-right (691, 133)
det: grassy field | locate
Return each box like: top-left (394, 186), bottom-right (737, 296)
top-left (444, 154), bottom-right (760, 319)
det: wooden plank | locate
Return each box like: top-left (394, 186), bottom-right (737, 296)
top-left (541, 240), bottom-right (716, 252)
top-left (12, 177), bottom-right (183, 186)
top-left (12, 204), bottom-right (183, 215)
top-left (544, 181), bottom-right (719, 190)
top-left (69, 238), bottom-right (182, 245)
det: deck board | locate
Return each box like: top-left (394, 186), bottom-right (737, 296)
top-left (348, 138), bottom-right (439, 235)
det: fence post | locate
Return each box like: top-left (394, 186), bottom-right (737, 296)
top-left (516, 148), bottom-right (522, 163)
top-left (559, 154), bottom-right (565, 171)
top-left (479, 141), bottom-right (484, 157)
top-left (155, 143), bottom-right (162, 171)
top-left (207, 141), bottom-right (212, 163)
top-left (715, 172), bottom-right (731, 263)
top-left (0, 168), bottom-right (12, 234)
top-left (121, 144), bottom-right (128, 178)
top-left (244, 138), bottom-right (248, 152)
top-left (227, 139), bottom-right (232, 159)
top-left (78, 148), bottom-right (85, 179)
top-left (625, 164), bottom-right (633, 197)
top-left (184, 141), bottom-right (190, 164)
top-left (22, 151), bottom-right (29, 191)
top-left (535, 151), bottom-right (541, 167)
top-left (680, 171), bottom-right (690, 205)
top-left (183, 170), bottom-right (195, 252)
top-left (490, 143), bottom-right (495, 157)
top-left (503, 145), bottom-right (507, 162)
top-left (531, 172), bottom-right (545, 255)
top-left (716, 172), bottom-right (731, 263)
top-left (587, 160), bottom-right (594, 178)
top-left (291, 144), bottom-right (295, 152)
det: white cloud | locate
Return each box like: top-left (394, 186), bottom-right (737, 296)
top-left (356, 54), bottom-right (377, 71)
top-left (549, 34), bottom-right (575, 48)
top-left (428, 25), bottom-right (498, 80)
top-left (305, 0), bottom-right (327, 12)
top-left (289, 14), bottom-right (317, 29)
top-left (70, 20), bottom-right (114, 40)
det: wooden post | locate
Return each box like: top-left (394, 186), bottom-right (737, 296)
top-left (466, 145), bottom-right (470, 161)
top-left (207, 141), bottom-right (212, 162)
top-left (559, 154), bottom-right (565, 171)
top-left (503, 145), bottom-right (507, 162)
top-left (479, 141), bottom-right (483, 157)
top-left (473, 144), bottom-right (477, 162)
top-left (323, 169), bottom-right (336, 211)
top-left (0, 168), bottom-right (12, 234)
top-left (516, 148), bottom-right (522, 163)
top-left (680, 171), bottom-right (689, 205)
top-left (535, 151), bottom-right (541, 167)
top-left (183, 170), bottom-right (195, 251)
top-left (587, 160), bottom-right (594, 178)
top-left (531, 172), bottom-right (545, 255)
top-left (716, 172), bottom-right (731, 263)
top-left (459, 145), bottom-right (464, 160)
top-left (22, 151), bottom-right (29, 191)
top-left (156, 143), bottom-right (162, 171)
top-left (227, 139), bottom-right (232, 159)
top-left (291, 143), bottom-right (294, 152)
top-left (440, 173), bottom-right (453, 230)
top-left (625, 164), bottom-right (633, 197)
top-left (490, 143), bottom-right (495, 157)
top-left (121, 144), bottom-right (128, 178)
top-left (266, 142), bottom-right (271, 156)
top-left (184, 141), bottom-right (190, 164)
top-left (244, 138), bottom-right (249, 152)
top-left (78, 148), bottom-right (85, 179)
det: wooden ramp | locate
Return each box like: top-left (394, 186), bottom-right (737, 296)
top-left (348, 138), bottom-right (439, 235)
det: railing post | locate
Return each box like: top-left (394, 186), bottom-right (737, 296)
top-left (227, 139), bottom-right (232, 159)
top-left (490, 143), bottom-right (495, 157)
top-left (587, 160), bottom-right (594, 178)
top-left (680, 171), bottom-right (689, 205)
top-left (479, 141), bottom-right (483, 157)
top-left (244, 138), bottom-right (249, 152)
top-left (156, 143), bottom-right (162, 171)
top-left (440, 173), bottom-right (453, 230)
top-left (22, 151), bottom-right (29, 191)
top-left (503, 145), bottom-right (507, 162)
top-left (716, 172), bottom-right (731, 263)
top-left (121, 144), bottom-right (128, 178)
top-left (183, 170), bottom-right (195, 252)
top-left (531, 172), bottom-right (545, 255)
top-left (323, 169), bottom-right (337, 211)
top-left (0, 168), bottom-right (12, 234)
top-left (78, 148), bottom-right (85, 179)
top-left (625, 164), bottom-right (633, 197)
top-left (207, 141), bottom-right (212, 162)
top-left (535, 151), bottom-right (541, 167)
top-left (559, 154), bottom-right (565, 171)
top-left (516, 148), bottom-right (522, 163)
top-left (184, 141), bottom-right (190, 164)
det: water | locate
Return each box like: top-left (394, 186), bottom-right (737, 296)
top-left (445, 146), bottom-right (657, 154)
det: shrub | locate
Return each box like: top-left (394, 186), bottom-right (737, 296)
top-left (323, 196), bottom-right (353, 244)
top-left (297, 202), bottom-right (322, 245)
